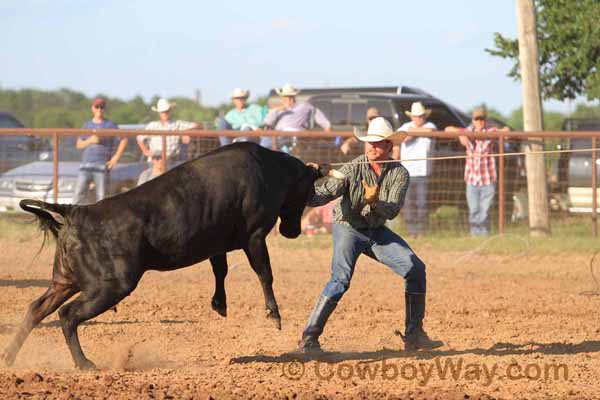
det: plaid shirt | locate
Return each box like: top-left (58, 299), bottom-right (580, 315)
top-left (463, 126), bottom-right (498, 186)
top-left (308, 155), bottom-right (409, 229)
top-left (138, 120), bottom-right (195, 159)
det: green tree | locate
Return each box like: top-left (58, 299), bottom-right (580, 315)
top-left (487, 0), bottom-right (600, 100)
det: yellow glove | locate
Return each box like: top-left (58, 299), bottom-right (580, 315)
top-left (362, 180), bottom-right (379, 204)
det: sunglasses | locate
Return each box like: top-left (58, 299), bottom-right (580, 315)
top-left (152, 155), bottom-right (162, 160)
top-left (94, 105), bottom-right (106, 110)
top-left (367, 116), bottom-right (378, 122)
top-left (473, 116), bottom-right (486, 121)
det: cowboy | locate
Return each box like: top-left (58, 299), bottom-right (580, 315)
top-left (215, 88), bottom-right (268, 146)
top-left (397, 102), bottom-right (437, 237)
top-left (74, 97), bottom-right (128, 204)
top-left (262, 84), bottom-right (331, 151)
top-left (136, 98), bottom-right (198, 169)
top-left (445, 107), bottom-right (509, 236)
top-left (298, 117), bottom-right (443, 353)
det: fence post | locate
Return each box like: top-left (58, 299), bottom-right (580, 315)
top-left (53, 133), bottom-right (59, 204)
top-left (592, 136), bottom-right (597, 237)
top-left (498, 133), bottom-right (505, 234)
top-left (161, 135), bottom-right (167, 172)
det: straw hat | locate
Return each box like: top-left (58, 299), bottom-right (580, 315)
top-left (275, 83), bottom-right (301, 97)
top-left (151, 98), bottom-right (175, 113)
top-left (231, 88), bottom-right (250, 99)
top-left (404, 101), bottom-right (431, 118)
top-left (354, 117), bottom-right (404, 143)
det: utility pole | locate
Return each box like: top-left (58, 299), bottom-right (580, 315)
top-left (516, 0), bottom-right (551, 236)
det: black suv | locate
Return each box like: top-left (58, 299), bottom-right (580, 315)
top-left (0, 112), bottom-right (50, 173)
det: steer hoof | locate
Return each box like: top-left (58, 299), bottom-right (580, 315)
top-left (266, 310), bottom-right (282, 330)
top-left (211, 298), bottom-right (227, 318)
top-left (0, 348), bottom-right (16, 367)
top-left (76, 358), bottom-right (97, 371)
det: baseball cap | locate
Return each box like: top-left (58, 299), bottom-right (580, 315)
top-left (92, 97), bottom-right (106, 108)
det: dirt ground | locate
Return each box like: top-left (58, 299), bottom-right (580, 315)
top-left (1, 234), bottom-right (600, 399)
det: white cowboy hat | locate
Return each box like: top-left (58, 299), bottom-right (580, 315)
top-left (354, 117), bottom-right (404, 143)
top-left (404, 101), bottom-right (431, 118)
top-left (231, 88), bottom-right (250, 99)
top-left (275, 83), bottom-right (300, 97)
top-left (151, 98), bottom-right (176, 113)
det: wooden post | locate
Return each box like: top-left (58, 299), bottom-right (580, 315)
top-left (52, 133), bottom-right (59, 204)
top-left (592, 137), bottom-right (598, 237)
top-left (498, 134), bottom-right (505, 234)
top-left (516, 0), bottom-right (551, 236)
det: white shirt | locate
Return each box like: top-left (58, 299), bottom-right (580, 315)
top-left (138, 120), bottom-right (195, 159)
top-left (398, 121), bottom-right (437, 177)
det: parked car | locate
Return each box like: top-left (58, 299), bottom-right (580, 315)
top-left (0, 125), bottom-right (147, 211)
top-left (561, 118), bottom-right (600, 213)
top-left (266, 87), bottom-right (524, 218)
top-left (0, 112), bottom-right (50, 174)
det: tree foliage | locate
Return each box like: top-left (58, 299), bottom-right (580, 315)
top-left (487, 0), bottom-right (600, 101)
top-left (0, 87), bottom-right (225, 128)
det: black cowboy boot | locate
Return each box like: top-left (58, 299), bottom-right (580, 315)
top-left (297, 295), bottom-right (338, 353)
top-left (402, 293), bottom-right (443, 351)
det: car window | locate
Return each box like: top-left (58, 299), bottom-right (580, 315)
top-left (329, 101), bottom-right (350, 125)
top-left (366, 100), bottom-right (395, 123)
top-left (350, 103), bottom-right (368, 125)
top-left (0, 115), bottom-right (24, 128)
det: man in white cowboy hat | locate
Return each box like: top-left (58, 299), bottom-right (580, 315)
top-left (262, 83), bottom-right (331, 150)
top-left (215, 88), bottom-right (268, 146)
top-left (136, 98), bottom-right (198, 169)
top-left (298, 117), bottom-right (443, 353)
top-left (397, 101), bottom-right (437, 237)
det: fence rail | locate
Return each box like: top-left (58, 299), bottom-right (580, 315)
top-left (1, 128), bottom-right (600, 236)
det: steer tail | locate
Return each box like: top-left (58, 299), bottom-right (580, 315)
top-left (19, 199), bottom-right (72, 241)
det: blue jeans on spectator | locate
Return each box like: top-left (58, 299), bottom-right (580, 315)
top-left (466, 183), bottom-right (495, 236)
top-left (215, 117), bottom-right (250, 146)
top-left (73, 166), bottom-right (107, 205)
top-left (403, 176), bottom-right (428, 237)
top-left (320, 223), bottom-right (426, 302)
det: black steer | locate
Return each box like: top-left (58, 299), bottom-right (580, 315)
top-left (1, 142), bottom-right (324, 369)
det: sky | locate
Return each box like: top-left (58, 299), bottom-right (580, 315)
top-left (0, 0), bottom-right (590, 116)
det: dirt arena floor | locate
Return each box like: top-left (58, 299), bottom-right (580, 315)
top-left (1, 232), bottom-right (600, 399)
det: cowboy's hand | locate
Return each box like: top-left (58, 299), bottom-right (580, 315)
top-left (362, 180), bottom-right (379, 204)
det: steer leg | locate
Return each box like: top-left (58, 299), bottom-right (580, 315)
top-left (1, 283), bottom-right (78, 367)
top-left (209, 254), bottom-right (228, 317)
top-left (58, 283), bottom-right (134, 370)
top-left (243, 234), bottom-right (281, 330)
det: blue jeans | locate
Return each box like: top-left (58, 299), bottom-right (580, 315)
top-left (403, 176), bottom-right (428, 236)
top-left (321, 223), bottom-right (426, 302)
top-left (466, 183), bottom-right (495, 236)
top-left (73, 168), bottom-right (107, 205)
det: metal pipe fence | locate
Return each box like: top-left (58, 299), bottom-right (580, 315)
top-left (1, 128), bottom-right (599, 236)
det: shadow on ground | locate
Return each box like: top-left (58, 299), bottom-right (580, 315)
top-left (230, 340), bottom-right (600, 364)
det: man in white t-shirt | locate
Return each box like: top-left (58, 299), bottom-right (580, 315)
top-left (397, 102), bottom-right (437, 237)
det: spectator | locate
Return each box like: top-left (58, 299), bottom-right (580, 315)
top-left (301, 199), bottom-right (338, 236)
top-left (340, 107), bottom-right (380, 155)
top-left (137, 151), bottom-right (165, 186)
top-left (136, 98), bottom-right (198, 169)
top-left (445, 107), bottom-right (509, 236)
top-left (73, 97), bottom-right (128, 205)
top-left (215, 88), bottom-right (268, 146)
top-left (397, 102), bottom-right (437, 237)
top-left (262, 84), bottom-right (331, 152)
